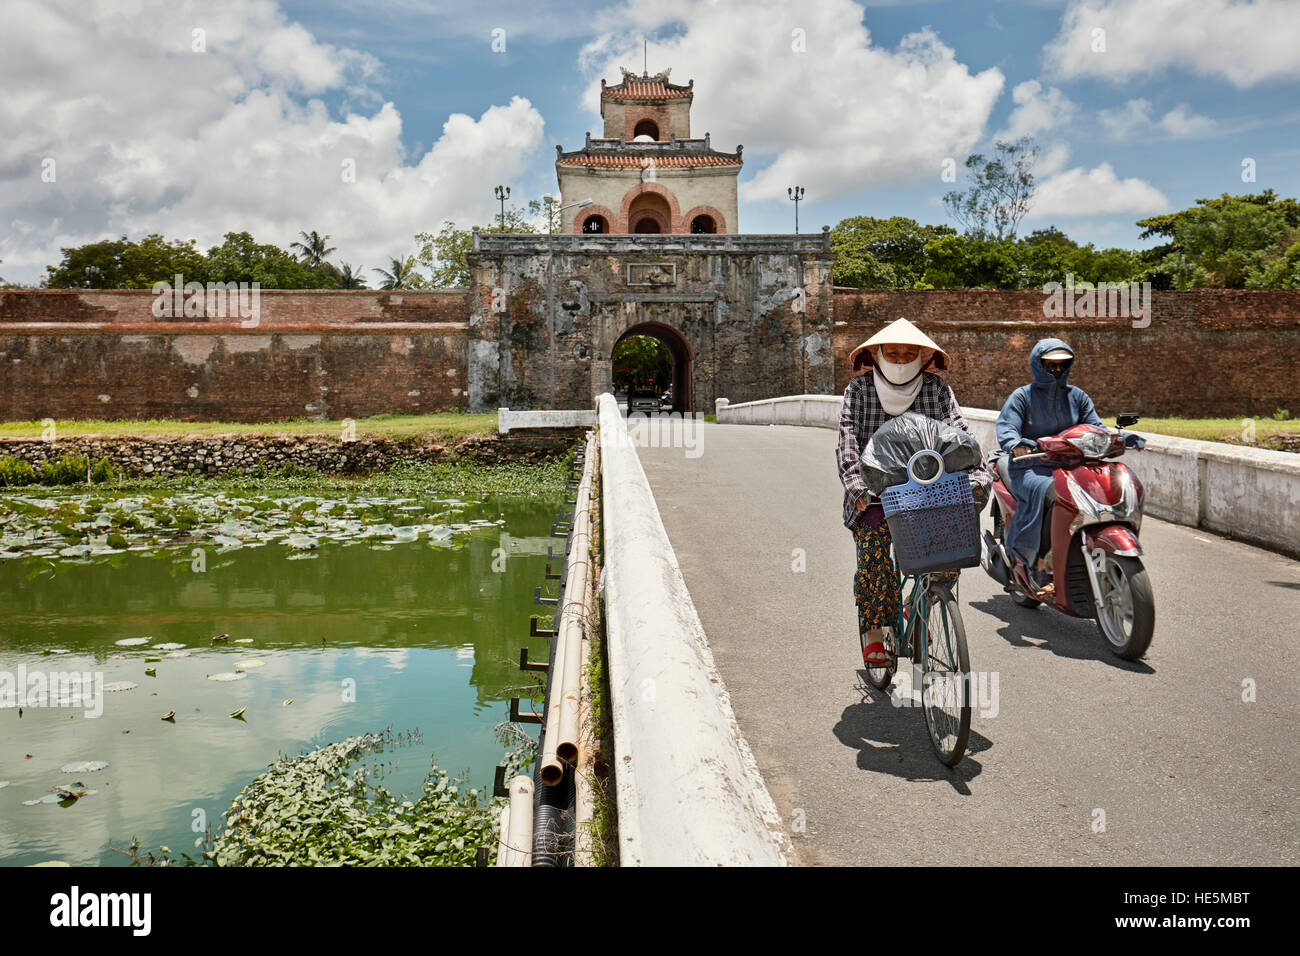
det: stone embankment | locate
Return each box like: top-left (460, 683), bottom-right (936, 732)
top-left (0, 428), bottom-right (578, 478)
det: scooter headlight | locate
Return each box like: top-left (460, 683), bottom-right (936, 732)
top-left (1067, 431), bottom-right (1112, 458)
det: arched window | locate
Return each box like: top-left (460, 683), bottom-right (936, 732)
top-left (581, 214), bottom-right (608, 234)
top-left (632, 119), bottom-right (660, 141)
top-left (690, 215), bottom-right (717, 234)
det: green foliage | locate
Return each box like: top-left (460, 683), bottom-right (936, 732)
top-left (829, 216), bottom-right (956, 288)
top-left (372, 255), bottom-right (425, 290)
top-left (289, 230), bottom-right (337, 268)
top-left (38, 453), bottom-right (90, 485)
top-left (1137, 191), bottom-right (1300, 289)
top-left (611, 335), bottom-right (670, 389)
top-left (1273, 408), bottom-right (1291, 421)
top-left (0, 455), bottom-right (37, 487)
top-left (203, 231), bottom-right (335, 288)
top-left (43, 234), bottom-right (207, 289)
top-left (113, 728), bottom-right (532, 867)
top-left (942, 136), bottom-right (1040, 239)
top-left (415, 202), bottom-right (545, 289)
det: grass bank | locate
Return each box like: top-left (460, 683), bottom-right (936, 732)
top-left (0, 413), bottom-right (499, 441)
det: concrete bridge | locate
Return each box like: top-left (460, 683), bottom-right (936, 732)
top-left (573, 393), bottom-right (1300, 865)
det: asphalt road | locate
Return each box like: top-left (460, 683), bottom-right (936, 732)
top-left (637, 421), bottom-right (1300, 866)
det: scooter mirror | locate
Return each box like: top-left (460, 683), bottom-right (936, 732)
top-left (1117, 411), bottom-right (1140, 428)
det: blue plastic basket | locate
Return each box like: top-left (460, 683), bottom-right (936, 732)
top-left (880, 450), bottom-right (981, 575)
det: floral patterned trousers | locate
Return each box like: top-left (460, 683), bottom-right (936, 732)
top-left (852, 521), bottom-right (901, 639)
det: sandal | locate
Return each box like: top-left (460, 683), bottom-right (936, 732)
top-left (862, 641), bottom-right (889, 666)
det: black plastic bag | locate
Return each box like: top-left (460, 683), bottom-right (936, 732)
top-left (859, 411), bottom-right (984, 495)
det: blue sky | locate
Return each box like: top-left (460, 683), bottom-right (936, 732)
top-left (2, 0), bottom-right (1298, 283)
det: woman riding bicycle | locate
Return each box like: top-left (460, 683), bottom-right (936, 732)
top-left (835, 317), bottom-right (982, 667)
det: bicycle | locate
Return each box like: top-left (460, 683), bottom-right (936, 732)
top-left (863, 555), bottom-right (972, 766)
top-left (859, 448), bottom-right (977, 767)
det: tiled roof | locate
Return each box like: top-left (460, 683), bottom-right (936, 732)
top-left (557, 152), bottom-right (740, 168)
top-left (602, 69), bottom-right (693, 100)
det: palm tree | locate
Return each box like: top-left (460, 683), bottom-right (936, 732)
top-left (290, 230), bottom-right (336, 267)
top-left (337, 262), bottom-right (367, 289)
top-left (372, 256), bottom-right (416, 290)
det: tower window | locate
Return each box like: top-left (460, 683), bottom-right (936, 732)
top-left (632, 119), bottom-right (660, 141)
top-left (690, 215), bottom-right (717, 234)
top-left (581, 214), bottom-right (608, 234)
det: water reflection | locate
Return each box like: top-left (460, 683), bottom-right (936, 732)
top-left (0, 492), bottom-right (562, 866)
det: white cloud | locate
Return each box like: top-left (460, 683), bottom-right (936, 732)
top-left (1045, 0), bottom-right (1300, 87)
top-left (578, 0), bottom-right (1005, 204)
top-left (995, 80), bottom-right (1078, 141)
top-left (1032, 161), bottom-right (1169, 217)
top-left (0, 0), bottom-right (547, 284)
top-left (1159, 103), bottom-right (1216, 137)
top-left (1098, 98), bottom-right (1217, 139)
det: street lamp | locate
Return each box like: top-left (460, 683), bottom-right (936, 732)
top-left (543, 195), bottom-right (594, 235)
top-left (494, 185), bottom-right (511, 231)
top-left (788, 186), bottom-right (805, 234)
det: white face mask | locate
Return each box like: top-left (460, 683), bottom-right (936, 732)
top-left (877, 355), bottom-right (923, 385)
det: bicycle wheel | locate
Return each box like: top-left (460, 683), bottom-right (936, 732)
top-left (918, 580), bottom-right (972, 767)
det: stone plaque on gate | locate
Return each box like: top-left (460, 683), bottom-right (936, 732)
top-left (627, 262), bottom-right (677, 287)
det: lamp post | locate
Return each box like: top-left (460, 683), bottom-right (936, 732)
top-left (543, 195), bottom-right (594, 235)
top-left (788, 186), bottom-right (805, 234)
top-left (494, 185), bottom-right (511, 231)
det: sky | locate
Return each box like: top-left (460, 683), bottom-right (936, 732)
top-left (1, 0), bottom-right (1298, 285)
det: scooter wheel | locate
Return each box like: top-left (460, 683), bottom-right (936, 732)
top-left (1011, 591), bottom-right (1042, 609)
top-left (1093, 554), bottom-right (1155, 660)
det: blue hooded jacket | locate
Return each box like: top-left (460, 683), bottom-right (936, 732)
top-left (996, 338), bottom-right (1104, 453)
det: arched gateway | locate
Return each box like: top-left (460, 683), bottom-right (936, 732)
top-left (463, 68), bottom-right (836, 415)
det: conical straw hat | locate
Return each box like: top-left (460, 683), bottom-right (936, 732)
top-left (849, 317), bottom-right (949, 372)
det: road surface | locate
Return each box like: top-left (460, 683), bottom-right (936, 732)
top-left (637, 421), bottom-right (1299, 865)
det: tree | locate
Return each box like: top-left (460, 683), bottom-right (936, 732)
top-left (203, 231), bottom-right (321, 288)
top-left (336, 262), bottom-right (367, 289)
top-left (372, 255), bottom-right (424, 290)
top-left (43, 234), bottom-right (207, 288)
top-left (829, 216), bottom-right (956, 288)
top-left (414, 200), bottom-right (548, 289)
top-left (611, 335), bottom-right (670, 390)
top-left (415, 222), bottom-right (475, 287)
top-left (290, 230), bottom-right (337, 268)
top-left (943, 136), bottom-right (1039, 240)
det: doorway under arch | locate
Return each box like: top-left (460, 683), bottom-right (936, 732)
top-left (611, 321), bottom-right (693, 413)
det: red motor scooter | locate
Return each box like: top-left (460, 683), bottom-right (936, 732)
top-left (981, 413), bottom-right (1155, 660)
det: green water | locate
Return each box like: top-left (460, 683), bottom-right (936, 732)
top-left (0, 491), bottom-right (561, 866)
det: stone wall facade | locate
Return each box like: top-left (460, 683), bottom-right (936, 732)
top-left (2, 282), bottom-right (1298, 422)
top-left (833, 289), bottom-right (1300, 418)
top-left (465, 231), bottom-right (837, 414)
top-left (0, 289), bottom-right (470, 422)
top-left (0, 429), bottom-right (578, 479)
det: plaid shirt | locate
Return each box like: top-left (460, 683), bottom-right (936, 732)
top-left (836, 371), bottom-right (979, 531)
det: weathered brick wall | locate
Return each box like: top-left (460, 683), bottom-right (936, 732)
top-left (0, 290), bottom-right (470, 422)
top-left (3, 286), bottom-right (1297, 422)
top-left (832, 289), bottom-right (1300, 418)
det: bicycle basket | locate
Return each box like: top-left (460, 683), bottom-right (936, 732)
top-left (880, 449), bottom-right (981, 575)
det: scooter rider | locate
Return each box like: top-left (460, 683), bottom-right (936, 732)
top-left (996, 338), bottom-right (1104, 596)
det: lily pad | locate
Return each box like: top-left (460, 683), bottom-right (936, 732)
top-left (153, 642), bottom-right (186, 651)
top-left (206, 672), bottom-right (247, 682)
top-left (103, 681), bottom-right (138, 692)
top-left (232, 660), bottom-right (266, 668)
top-left (60, 760), bottom-right (108, 773)
top-left (114, 637), bottom-right (151, 647)
top-left (0, 781), bottom-right (9, 789)
top-left (165, 651), bottom-right (190, 658)
top-left (233, 639), bottom-right (255, 645)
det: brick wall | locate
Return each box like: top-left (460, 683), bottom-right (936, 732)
top-left (0, 289), bottom-right (470, 421)
top-left (832, 289), bottom-right (1300, 418)
top-left (3, 286), bottom-right (1298, 422)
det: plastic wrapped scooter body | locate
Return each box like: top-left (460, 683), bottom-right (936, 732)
top-left (859, 412), bottom-right (984, 495)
